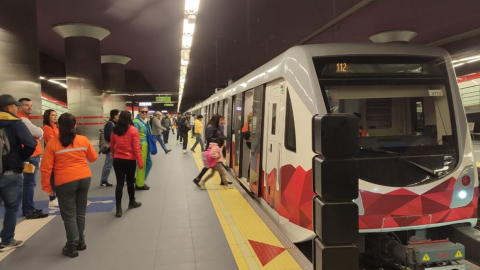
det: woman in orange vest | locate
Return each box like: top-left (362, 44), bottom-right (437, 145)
top-left (40, 113), bottom-right (98, 258)
top-left (42, 109), bottom-right (59, 206)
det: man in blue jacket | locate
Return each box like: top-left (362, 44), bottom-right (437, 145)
top-left (0, 94), bottom-right (37, 252)
top-left (100, 109), bottom-right (119, 187)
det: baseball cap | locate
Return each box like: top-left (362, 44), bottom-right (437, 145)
top-left (185, 111), bottom-right (192, 115)
top-left (0, 94), bottom-right (23, 108)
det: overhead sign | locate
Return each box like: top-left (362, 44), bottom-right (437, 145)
top-left (156, 96), bottom-right (171, 103)
top-left (164, 103), bottom-right (174, 107)
top-left (139, 102), bottom-right (152, 106)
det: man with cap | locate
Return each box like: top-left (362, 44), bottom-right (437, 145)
top-left (178, 112), bottom-right (191, 153)
top-left (0, 94), bottom-right (37, 251)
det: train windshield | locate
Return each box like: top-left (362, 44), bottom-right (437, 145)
top-left (315, 56), bottom-right (458, 187)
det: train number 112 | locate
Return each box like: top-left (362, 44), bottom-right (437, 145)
top-left (336, 63), bottom-right (347, 73)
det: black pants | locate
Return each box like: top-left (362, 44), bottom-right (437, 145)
top-left (197, 167), bottom-right (209, 179)
top-left (180, 132), bottom-right (188, 149)
top-left (113, 159), bottom-right (136, 204)
top-left (177, 129), bottom-right (182, 141)
top-left (163, 129), bottom-right (170, 143)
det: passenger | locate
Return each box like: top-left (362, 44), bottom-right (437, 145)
top-left (170, 115), bottom-right (175, 135)
top-left (194, 136), bottom-right (233, 189)
top-left (176, 112), bottom-right (183, 143)
top-left (100, 109), bottom-right (119, 187)
top-left (110, 111), bottom-right (143, 218)
top-left (179, 112), bottom-right (192, 153)
top-left (151, 111), bottom-right (172, 154)
top-left (219, 117), bottom-right (228, 168)
top-left (353, 113), bottom-right (369, 137)
top-left (241, 112), bottom-right (253, 150)
top-left (190, 113), bottom-right (196, 138)
top-left (0, 94), bottom-right (37, 252)
top-left (17, 98), bottom-right (49, 219)
top-left (161, 112), bottom-right (172, 143)
top-left (133, 106), bottom-right (153, 190)
top-left (40, 113), bottom-right (98, 258)
top-left (42, 109), bottom-right (59, 207)
top-left (190, 115), bottom-right (204, 153)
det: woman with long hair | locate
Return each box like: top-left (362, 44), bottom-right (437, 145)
top-left (40, 113), bottom-right (98, 258)
top-left (42, 109), bottom-right (59, 206)
top-left (110, 111), bottom-right (143, 217)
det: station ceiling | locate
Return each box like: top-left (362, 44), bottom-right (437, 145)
top-left (36, 0), bottom-right (480, 111)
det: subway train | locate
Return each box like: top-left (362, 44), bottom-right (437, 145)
top-left (188, 44), bottom-right (478, 249)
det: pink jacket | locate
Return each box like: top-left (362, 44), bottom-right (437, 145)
top-left (208, 142), bottom-right (224, 163)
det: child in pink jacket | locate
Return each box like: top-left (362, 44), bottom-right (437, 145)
top-left (195, 137), bottom-right (233, 189)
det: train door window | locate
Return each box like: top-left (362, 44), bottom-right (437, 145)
top-left (218, 101), bottom-right (224, 118)
top-left (232, 94), bottom-right (243, 176)
top-left (284, 90), bottom-right (296, 152)
top-left (271, 103), bottom-right (277, 135)
top-left (250, 85), bottom-right (265, 196)
top-left (225, 97), bottom-right (233, 168)
top-left (241, 90), bottom-right (254, 183)
top-left (411, 98), bottom-right (425, 133)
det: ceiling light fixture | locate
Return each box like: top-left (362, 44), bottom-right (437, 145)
top-left (467, 58), bottom-right (480, 64)
top-left (178, 0), bottom-right (201, 111)
top-left (453, 63), bottom-right (465, 68)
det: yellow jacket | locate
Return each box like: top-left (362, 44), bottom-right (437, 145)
top-left (194, 119), bottom-right (203, 134)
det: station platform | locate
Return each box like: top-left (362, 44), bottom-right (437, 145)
top-left (0, 134), bottom-right (310, 270)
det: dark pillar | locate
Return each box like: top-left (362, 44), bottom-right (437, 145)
top-left (53, 23), bottom-right (110, 141)
top-left (102, 55), bottom-right (131, 116)
top-left (0, 1), bottom-right (42, 125)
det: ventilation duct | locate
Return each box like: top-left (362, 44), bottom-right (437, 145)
top-left (369, 30), bottom-right (417, 43)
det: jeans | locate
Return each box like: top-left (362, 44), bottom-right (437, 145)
top-left (56, 177), bottom-right (91, 245)
top-left (180, 132), bottom-right (188, 149)
top-left (191, 134), bottom-right (205, 152)
top-left (0, 172), bottom-right (23, 245)
top-left (113, 159), bottom-right (136, 203)
top-left (163, 129), bottom-right (170, 143)
top-left (22, 155), bottom-right (40, 215)
top-left (153, 135), bottom-right (168, 152)
top-left (100, 151), bottom-right (113, 184)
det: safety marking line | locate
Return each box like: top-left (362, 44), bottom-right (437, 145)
top-left (189, 138), bottom-right (302, 270)
top-left (0, 215), bottom-right (55, 262)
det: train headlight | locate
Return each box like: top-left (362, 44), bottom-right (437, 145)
top-left (450, 165), bottom-right (475, 208)
top-left (458, 190), bottom-right (468, 199)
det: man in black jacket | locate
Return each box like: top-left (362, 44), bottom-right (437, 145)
top-left (100, 109), bottom-right (119, 187)
top-left (179, 112), bottom-right (191, 153)
top-left (161, 113), bottom-right (172, 143)
top-left (0, 94), bottom-right (37, 251)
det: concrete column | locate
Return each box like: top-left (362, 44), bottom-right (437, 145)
top-left (53, 23), bottom-right (110, 141)
top-left (0, 1), bottom-right (42, 125)
top-left (101, 55), bottom-right (131, 116)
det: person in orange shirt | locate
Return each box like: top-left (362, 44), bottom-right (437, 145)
top-left (17, 98), bottom-right (48, 220)
top-left (42, 109), bottom-right (59, 206)
top-left (40, 113), bottom-right (98, 258)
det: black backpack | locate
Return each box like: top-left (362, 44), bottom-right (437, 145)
top-left (0, 127), bottom-right (11, 174)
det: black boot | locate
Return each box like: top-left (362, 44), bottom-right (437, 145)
top-left (62, 244), bottom-right (78, 258)
top-left (128, 201), bottom-right (142, 209)
top-left (115, 204), bottom-right (123, 218)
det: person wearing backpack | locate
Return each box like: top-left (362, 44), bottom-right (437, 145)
top-left (0, 94), bottom-right (37, 252)
top-left (193, 136), bottom-right (232, 189)
top-left (179, 112), bottom-right (191, 153)
top-left (99, 109), bottom-right (119, 187)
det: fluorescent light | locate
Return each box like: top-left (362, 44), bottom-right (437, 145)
top-left (110, 93), bottom-right (130, 96)
top-left (458, 55), bottom-right (480, 62)
top-left (47, 79), bottom-right (67, 88)
top-left (39, 76), bottom-right (46, 80)
top-left (453, 63), bottom-right (465, 68)
top-left (181, 59), bottom-right (189, 66)
top-left (182, 50), bottom-right (190, 61)
top-left (182, 35), bottom-right (193, 49)
top-left (183, 19), bottom-right (195, 36)
top-left (467, 58), bottom-right (480, 64)
top-left (185, 0), bottom-right (200, 14)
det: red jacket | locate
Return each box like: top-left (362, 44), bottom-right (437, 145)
top-left (110, 125), bottom-right (143, 167)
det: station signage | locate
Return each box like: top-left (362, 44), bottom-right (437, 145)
top-left (164, 104), bottom-right (174, 107)
top-left (156, 96), bottom-right (171, 103)
top-left (139, 102), bottom-right (152, 106)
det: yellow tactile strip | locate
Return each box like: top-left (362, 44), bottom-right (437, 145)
top-left (190, 139), bottom-right (303, 270)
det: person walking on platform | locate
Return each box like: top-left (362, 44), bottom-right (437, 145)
top-left (161, 112), bottom-right (172, 143)
top-left (176, 112), bottom-right (183, 143)
top-left (190, 113), bottom-right (196, 138)
top-left (152, 111), bottom-right (171, 154)
top-left (99, 109), bottom-right (119, 187)
top-left (17, 98), bottom-right (49, 219)
top-left (190, 115), bottom-right (204, 153)
top-left (194, 137), bottom-right (232, 189)
top-left (179, 112), bottom-right (191, 153)
top-left (40, 113), bottom-right (98, 258)
top-left (0, 94), bottom-right (37, 252)
top-left (42, 109), bottom-right (59, 207)
top-left (133, 106), bottom-right (153, 190)
top-left (170, 115), bottom-right (175, 135)
top-left (110, 111), bottom-right (143, 217)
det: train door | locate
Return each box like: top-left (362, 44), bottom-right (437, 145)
top-left (225, 97), bottom-right (233, 168)
top-left (263, 82), bottom-right (285, 206)
top-left (249, 85), bottom-right (265, 197)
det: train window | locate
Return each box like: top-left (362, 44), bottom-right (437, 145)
top-left (411, 98), bottom-right (425, 132)
top-left (271, 103), bottom-right (277, 135)
top-left (285, 90), bottom-right (296, 152)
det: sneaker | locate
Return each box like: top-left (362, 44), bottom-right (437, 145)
top-left (26, 209), bottom-right (49, 220)
top-left (128, 201), bottom-right (142, 209)
top-left (49, 198), bottom-right (59, 207)
top-left (193, 178), bottom-right (200, 187)
top-left (190, 149), bottom-right (196, 153)
top-left (165, 149), bottom-right (172, 154)
top-left (62, 244), bottom-right (78, 258)
top-left (183, 150), bottom-right (187, 154)
top-left (199, 183), bottom-right (206, 190)
top-left (0, 239), bottom-right (24, 252)
top-left (226, 184), bottom-right (235, 189)
top-left (77, 243), bottom-right (87, 251)
top-left (135, 185), bottom-right (150, 190)
top-left (100, 182), bottom-right (113, 187)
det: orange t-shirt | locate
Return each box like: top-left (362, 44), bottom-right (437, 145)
top-left (42, 124), bottom-right (59, 146)
top-left (40, 135), bottom-right (98, 193)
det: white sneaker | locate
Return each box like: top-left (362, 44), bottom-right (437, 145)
top-left (183, 150), bottom-right (187, 154)
top-left (49, 198), bottom-right (59, 207)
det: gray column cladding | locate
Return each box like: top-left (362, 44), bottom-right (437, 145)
top-left (0, 1), bottom-right (42, 125)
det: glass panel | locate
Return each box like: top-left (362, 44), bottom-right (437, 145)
top-left (271, 103), bottom-right (277, 135)
top-left (250, 85), bottom-right (264, 193)
top-left (225, 97), bottom-right (232, 167)
top-left (285, 90), bottom-right (296, 152)
top-left (232, 94), bottom-right (243, 176)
